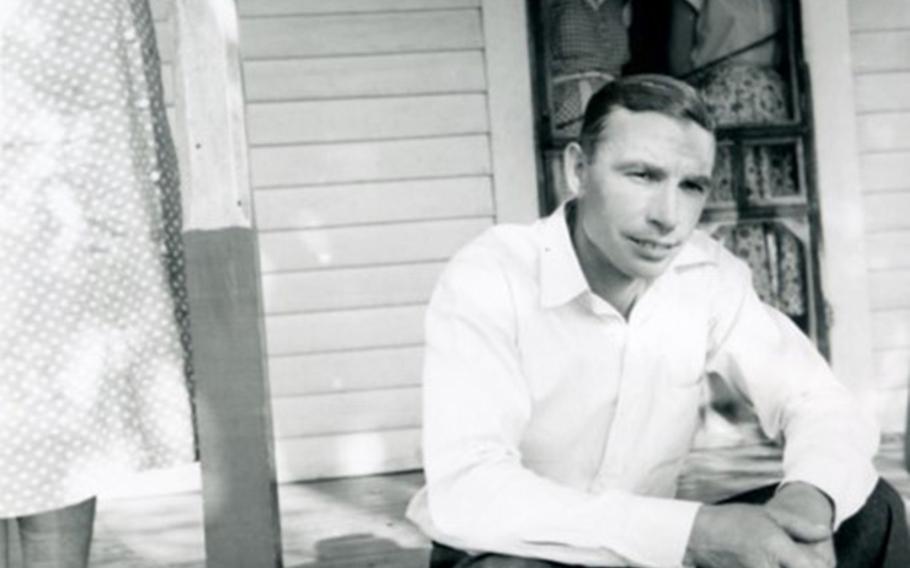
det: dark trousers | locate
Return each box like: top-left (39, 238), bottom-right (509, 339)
top-left (430, 479), bottom-right (910, 567)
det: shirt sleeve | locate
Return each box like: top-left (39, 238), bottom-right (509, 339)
top-left (420, 247), bottom-right (701, 567)
top-left (705, 253), bottom-right (880, 528)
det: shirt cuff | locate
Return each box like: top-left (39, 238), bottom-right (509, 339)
top-left (600, 494), bottom-right (702, 567)
top-left (781, 454), bottom-right (879, 528)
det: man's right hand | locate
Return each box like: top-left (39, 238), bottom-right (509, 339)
top-left (686, 503), bottom-right (833, 568)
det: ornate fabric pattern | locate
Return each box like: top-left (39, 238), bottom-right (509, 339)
top-left (0, 0), bottom-right (195, 517)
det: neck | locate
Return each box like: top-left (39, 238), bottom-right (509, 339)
top-left (569, 208), bottom-right (648, 318)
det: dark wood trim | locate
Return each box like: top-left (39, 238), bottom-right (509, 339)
top-left (185, 228), bottom-right (283, 568)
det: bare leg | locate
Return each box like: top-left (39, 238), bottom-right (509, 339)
top-left (18, 498), bottom-right (96, 568)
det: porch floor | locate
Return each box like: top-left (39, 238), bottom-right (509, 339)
top-left (91, 435), bottom-right (910, 567)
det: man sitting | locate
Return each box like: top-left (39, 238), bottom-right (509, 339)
top-left (406, 75), bottom-right (909, 567)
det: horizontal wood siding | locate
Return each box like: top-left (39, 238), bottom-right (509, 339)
top-left (850, 0), bottom-right (910, 431)
top-left (153, 0), bottom-right (535, 480)
top-left (240, 3), bottom-right (503, 480)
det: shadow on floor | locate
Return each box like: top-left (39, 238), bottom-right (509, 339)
top-left (289, 534), bottom-right (429, 568)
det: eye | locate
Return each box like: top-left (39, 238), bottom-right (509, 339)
top-left (680, 180), bottom-right (708, 194)
top-left (628, 169), bottom-right (656, 181)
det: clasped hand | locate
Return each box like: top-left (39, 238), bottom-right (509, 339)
top-left (686, 482), bottom-right (836, 568)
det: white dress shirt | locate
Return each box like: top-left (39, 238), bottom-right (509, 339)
top-left (406, 203), bottom-right (880, 567)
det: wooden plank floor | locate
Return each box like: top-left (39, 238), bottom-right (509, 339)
top-left (88, 435), bottom-right (910, 567)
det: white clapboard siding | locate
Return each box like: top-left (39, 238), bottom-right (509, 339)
top-left (866, 232), bottom-right (910, 271)
top-left (246, 94), bottom-right (489, 145)
top-left (849, 0), bottom-right (910, 31)
top-left (274, 429), bottom-right (422, 482)
top-left (869, 387), bottom-right (909, 434)
top-left (875, 348), bottom-right (910, 391)
top-left (258, 217), bottom-right (491, 273)
top-left (262, 262), bottom-right (444, 315)
top-left (250, 135), bottom-right (491, 188)
top-left (268, 346), bottom-right (424, 397)
top-left (254, 177), bottom-right (494, 230)
top-left (850, 1), bottom-right (910, 432)
top-left (869, 269), bottom-right (910, 311)
top-left (271, 387), bottom-right (422, 439)
top-left (856, 113), bottom-right (910, 153)
top-left (240, 11), bottom-right (482, 59)
top-left (851, 31), bottom-right (910, 74)
top-left (243, 51), bottom-right (486, 102)
top-left (238, 0), bottom-right (479, 16)
top-left (860, 152), bottom-right (910, 192)
top-left (854, 73), bottom-right (910, 113)
top-left (231, 1), bottom-right (537, 480)
top-left (265, 304), bottom-right (426, 356)
top-left (872, 309), bottom-right (910, 350)
top-left (863, 192), bottom-right (910, 233)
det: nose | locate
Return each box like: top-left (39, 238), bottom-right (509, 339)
top-left (646, 183), bottom-right (679, 233)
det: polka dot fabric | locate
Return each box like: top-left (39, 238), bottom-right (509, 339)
top-left (0, 0), bottom-right (195, 517)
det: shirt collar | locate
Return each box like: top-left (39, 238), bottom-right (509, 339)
top-left (539, 201), bottom-right (590, 308)
top-left (539, 200), bottom-right (718, 309)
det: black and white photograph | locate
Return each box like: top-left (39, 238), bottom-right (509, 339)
top-left (1, 0), bottom-right (909, 566)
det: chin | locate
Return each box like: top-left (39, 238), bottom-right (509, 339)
top-left (620, 257), bottom-right (673, 280)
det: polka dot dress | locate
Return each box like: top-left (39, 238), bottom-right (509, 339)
top-left (0, 0), bottom-right (195, 517)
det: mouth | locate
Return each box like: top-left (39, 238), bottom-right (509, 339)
top-left (627, 235), bottom-right (679, 259)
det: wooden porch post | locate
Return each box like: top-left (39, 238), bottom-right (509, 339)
top-left (173, 1), bottom-right (283, 566)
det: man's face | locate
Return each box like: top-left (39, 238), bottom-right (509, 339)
top-left (573, 107), bottom-right (716, 281)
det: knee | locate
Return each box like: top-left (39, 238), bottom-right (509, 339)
top-left (866, 479), bottom-right (906, 519)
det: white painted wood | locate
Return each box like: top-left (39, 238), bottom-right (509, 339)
top-left (849, 0), bottom-right (910, 32)
top-left (874, 348), bottom-right (910, 391)
top-left (265, 304), bottom-right (426, 355)
top-left (161, 63), bottom-right (174, 105)
top-left (857, 112), bottom-right (910, 153)
top-left (150, 0), bottom-right (172, 21)
top-left (253, 177), bottom-right (493, 230)
top-left (258, 217), bottom-right (491, 272)
top-left (872, 308), bottom-right (910, 349)
top-left (174, 0), bottom-right (251, 229)
top-left (242, 51), bottom-right (486, 102)
top-left (240, 11), bottom-right (483, 59)
top-left (274, 429), bottom-right (422, 482)
top-left (851, 31), bottom-right (910, 73)
top-left (868, 387), bottom-right (909, 433)
top-left (268, 346), bottom-right (424, 397)
top-left (869, 268), bottom-right (910, 310)
top-left (250, 135), bottom-right (491, 187)
top-left (864, 192), bottom-right (910, 233)
top-left (238, 0), bottom-right (479, 16)
top-left (802, 0), bottom-right (876, 391)
top-left (481, 0), bottom-right (540, 223)
top-left (854, 73), bottom-right (910, 113)
top-left (154, 20), bottom-right (174, 62)
top-left (271, 387), bottom-right (422, 438)
top-left (866, 231), bottom-right (910, 271)
top-left (262, 261), bottom-right (444, 314)
top-left (860, 152), bottom-right (910, 193)
top-left (246, 94), bottom-right (489, 145)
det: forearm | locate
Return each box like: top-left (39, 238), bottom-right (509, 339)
top-left (426, 455), bottom-right (700, 567)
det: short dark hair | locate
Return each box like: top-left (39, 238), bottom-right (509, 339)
top-left (579, 74), bottom-right (715, 155)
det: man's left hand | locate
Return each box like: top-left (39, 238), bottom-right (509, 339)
top-left (765, 482), bottom-right (836, 568)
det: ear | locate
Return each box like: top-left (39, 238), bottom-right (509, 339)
top-left (562, 142), bottom-right (587, 200)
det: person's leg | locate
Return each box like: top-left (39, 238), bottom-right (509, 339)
top-left (833, 479), bottom-right (910, 568)
top-left (1, 519), bottom-right (13, 568)
top-left (722, 479), bottom-right (910, 568)
top-left (17, 498), bottom-right (96, 568)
